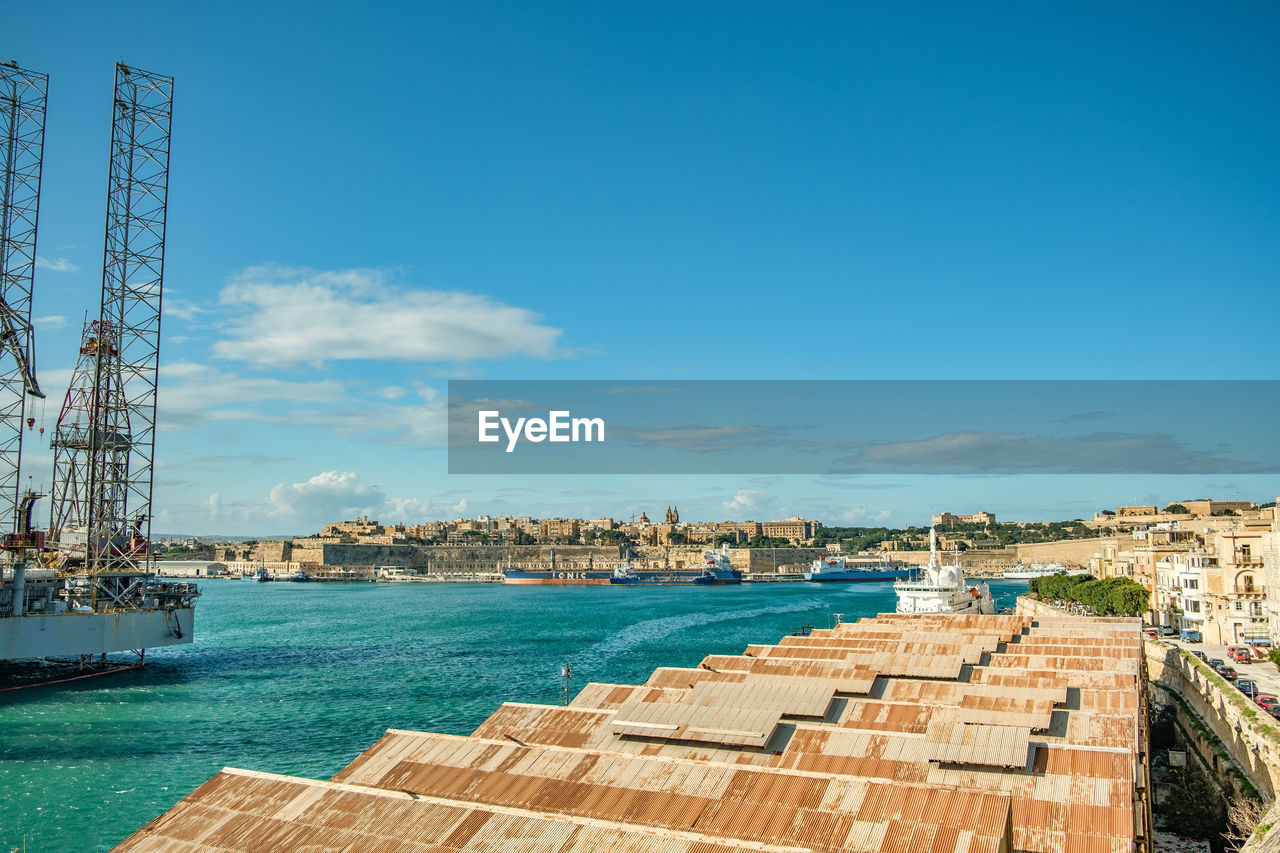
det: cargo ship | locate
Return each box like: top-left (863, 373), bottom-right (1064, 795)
top-left (502, 546), bottom-right (742, 586)
top-left (609, 545), bottom-right (742, 585)
top-left (803, 555), bottom-right (915, 582)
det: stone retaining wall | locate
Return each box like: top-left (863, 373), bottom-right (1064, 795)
top-left (1144, 640), bottom-right (1280, 801)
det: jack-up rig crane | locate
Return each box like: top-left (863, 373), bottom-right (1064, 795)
top-left (1, 61), bottom-right (197, 664)
top-left (0, 60), bottom-right (50, 635)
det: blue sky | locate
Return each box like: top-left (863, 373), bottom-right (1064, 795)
top-left (8, 2), bottom-right (1279, 535)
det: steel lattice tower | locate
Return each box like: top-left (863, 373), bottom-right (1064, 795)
top-left (49, 63), bottom-right (171, 573)
top-left (0, 61), bottom-right (47, 540)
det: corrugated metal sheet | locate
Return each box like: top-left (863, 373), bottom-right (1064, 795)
top-left (114, 768), bottom-right (837, 853)
top-left (922, 721), bottom-right (1032, 768)
top-left (130, 613), bottom-right (1145, 853)
top-left (611, 698), bottom-right (783, 747)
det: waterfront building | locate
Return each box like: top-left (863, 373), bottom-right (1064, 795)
top-left (931, 510), bottom-right (996, 527)
top-left (121, 613), bottom-right (1151, 853)
top-left (1263, 501), bottom-right (1280, 645)
top-left (760, 517), bottom-right (820, 544)
top-left (1206, 524), bottom-right (1268, 644)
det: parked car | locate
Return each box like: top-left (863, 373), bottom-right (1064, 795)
top-left (1228, 646), bottom-right (1253, 664)
top-left (1208, 658), bottom-right (1226, 669)
top-left (1160, 626), bottom-right (1178, 637)
top-left (1217, 665), bottom-right (1238, 682)
top-left (1180, 628), bottom-right (1202, 643)
top-left (1237, 678), bottom-right (1257, 697)
top-left (1143, 628), bottom-right (1158, 639)
top-left (1256, 694), bottom-right (1279, 711)
top-left (1190, 651), bottom-right (1208, 663)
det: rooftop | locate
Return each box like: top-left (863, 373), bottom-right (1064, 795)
top-left (116, 613), bottom-right (1148, 853)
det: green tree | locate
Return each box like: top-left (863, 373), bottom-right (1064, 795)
top-left (1167, 503), bottom-right (1190, 515)
top-left (1157, 768), bottom-right (1225, 839)
top-left (1108, 583), bottom-right (1150, 616)
top-left (600, 529), bottom-right (635, 547)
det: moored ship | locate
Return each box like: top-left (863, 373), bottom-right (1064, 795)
top-left (503, 545), bottom-right (742, 586)
top-left (502, 551), bottom-right (616, 585)
top-left (502, 566), bottom-right (617, 585)
top-left (803, 554), bottom-right (915, 582)
top-left (894, 527), bottom-right (995, 615)
top-left (609, 544), bottom-right (742, 585)
top-left (2, 498), bottom-right (200, 662)
top-left (1002, 562), bottom-right (1090, 580)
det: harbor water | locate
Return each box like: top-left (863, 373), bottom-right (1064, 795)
top-left (1, 578), bottom-right (1028, 852)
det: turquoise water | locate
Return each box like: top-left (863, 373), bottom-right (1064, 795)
top-left (0, 578), bottom-right (1028, 852)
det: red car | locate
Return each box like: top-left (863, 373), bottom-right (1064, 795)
top-left (1229, 646), bottom-right (1253, 664)
top-left (1257, 694), bottom-right (1279, 711)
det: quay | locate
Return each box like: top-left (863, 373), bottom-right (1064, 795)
top-left (117, 612), bottom-right (1151, 852)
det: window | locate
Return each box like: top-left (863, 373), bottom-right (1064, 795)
top-left (1188, 601), bottom-right (1201, 613)
top-left (1234, 601), bottom-right (1244, 611)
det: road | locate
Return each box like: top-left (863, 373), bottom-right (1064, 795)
top-left (1160, 635), bottom-right (1280, 703)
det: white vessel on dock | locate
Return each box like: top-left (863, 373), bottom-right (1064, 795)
top-left (1, 565), bottom-right (198, 660)
top-left (894, 527), bottom-right (995, 615)
top-left (1002, 562), bottom-right (1090, 580)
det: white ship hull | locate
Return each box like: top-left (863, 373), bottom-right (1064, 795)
top-left (1, 607), bottom-right (194, 660)
top-left (1002, 565), bottom-right (1089, 580)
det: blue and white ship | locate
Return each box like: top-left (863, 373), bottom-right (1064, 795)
top-left (609, 544), bottom-right (742, 585)
top-left (803, 555), bottom-right (915, 582)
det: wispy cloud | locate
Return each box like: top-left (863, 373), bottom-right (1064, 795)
top-left (611, 424), bottom-right (782, 453)
top-left (834, 430), bottom-right (1266, 474)
top-left (36, 256), bottom-right (79, 273)
top-left (159, 361), bottom-right (346, 428)
top-left (33, 315), bottom-right (67, 330)
top-left (212, 265), bottom-right (565, 368)
top-left (166, 299), bottom-right (205, 321)
top-left (158, 363), bottom-right (449, 446)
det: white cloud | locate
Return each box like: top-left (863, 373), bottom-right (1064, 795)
top-left (159, 361), bottom-right (346, 428)
top-left (36, 256), bottom-right (79, 273)
top-left (194, 471), bottom-right (473, 531)
top-left (836, 506), bottom-right (893, 524)
top-left (266, 471), bottom-right (386, 521)
top-left (165, 299), bottom-right (205, 321)
top-left (154, 362), bottom-right (449, 446)
top-left (33, 315), bottom-right (67, 330)
top-left (275, 383), bottom-right (447, 446)
top-left (724, 488), bottom-right (770, 515)
top-left (211, 265), bottom-right (564, 368)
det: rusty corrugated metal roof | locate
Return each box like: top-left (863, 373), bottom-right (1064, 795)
top-left (127, 612), bottom-right (1147, 853)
